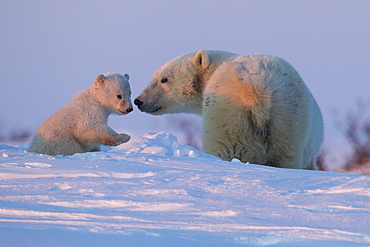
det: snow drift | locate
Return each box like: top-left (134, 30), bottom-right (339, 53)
top-left (0, 132), bottom-right (369, 246)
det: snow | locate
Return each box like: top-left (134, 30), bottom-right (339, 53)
top-left (1, 131), bottom-right (369, 247)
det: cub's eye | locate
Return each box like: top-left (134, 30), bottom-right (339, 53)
top-left (117, 94), bottom-right (123, 99)
top-left (161, 77), bottom-right (168, 83)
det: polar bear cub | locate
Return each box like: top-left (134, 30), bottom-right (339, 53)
top-left (29, 73), bottom-right (133, 155)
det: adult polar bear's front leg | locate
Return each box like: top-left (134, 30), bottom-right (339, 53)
top-left (202, 96), bottom-right (270, 164)
top-left (202, 60), bottom-right (271, 165)
top-left (202, 55), bottom-right (310, 169)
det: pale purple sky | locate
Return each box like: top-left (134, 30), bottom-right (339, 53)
top-left (1, 1), bottom-right (369, 162)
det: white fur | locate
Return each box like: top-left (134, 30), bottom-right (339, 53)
top-left (29, 73), bottom-right (133, 156)
top-left (135, 50), bottom-right (324, 169)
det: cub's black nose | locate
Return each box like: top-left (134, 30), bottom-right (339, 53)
top-left (134, 98), bottom-right (143, 106)
top-left (127, 108), bottom-right (133, 113)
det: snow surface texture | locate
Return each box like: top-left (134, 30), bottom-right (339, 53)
top-left (1, 132), bottom-right (369, 247)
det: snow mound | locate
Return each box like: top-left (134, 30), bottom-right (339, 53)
top-left (0, 143), bottom-right (15, 150)
top-left (111, 131), bottom-right (208, 158)
top-left (69, 131), bottom-right (211, 161)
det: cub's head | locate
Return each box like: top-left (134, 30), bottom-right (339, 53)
top-left (93, 73), bottom-right (133, 115)
top-left (134, 50), bottom-right (212, 115)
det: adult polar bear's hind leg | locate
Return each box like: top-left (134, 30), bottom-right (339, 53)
top-left (203, 54), bottom-right (317, 169)
top-left (202, 60), bottom-right (271, 165)
top-left (303, 96), bottom-right (324, 169)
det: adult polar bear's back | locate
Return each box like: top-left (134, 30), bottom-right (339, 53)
top-left (203, 54), bottom-right (323, 169)
top-left (134, 50), bottom-right (324, 169)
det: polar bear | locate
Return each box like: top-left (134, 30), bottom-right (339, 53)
top-left (135, 50), bottom-right (324, 169)
top-left (29, 73), bottom-right (133, 156)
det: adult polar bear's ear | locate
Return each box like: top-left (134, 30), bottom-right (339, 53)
top-left (95, 74), bottom-right (106, 87)
top-left (123, 74), bottom-right (130, 81)
top-left (191, 50), bottom-right (209, 70)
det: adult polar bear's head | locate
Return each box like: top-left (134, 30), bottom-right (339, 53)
top-left (134, 50), bottom-right (238, 115)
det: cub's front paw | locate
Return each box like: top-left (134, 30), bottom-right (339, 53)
top-left (116, 133), bottom-right (130, 144)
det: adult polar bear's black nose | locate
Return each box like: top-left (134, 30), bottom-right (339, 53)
top-left (134, 98), bottom-right (143, 106)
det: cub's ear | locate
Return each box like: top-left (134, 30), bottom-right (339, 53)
top-left (95, 74), bottom-right (106, 87)
top-left (191, 50), bottom-right (209, 70)
top-left (124, 74), bottom-right (130, 81)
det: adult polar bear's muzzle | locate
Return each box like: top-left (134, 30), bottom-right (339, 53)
top-left (134, 80), bottom-right (168, 114)
top-left (134, 97), bottom-right (163, 114)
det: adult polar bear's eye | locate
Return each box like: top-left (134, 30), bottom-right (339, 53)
top-left (117, 94), bottom-right (123, 99)
top-left (161, 77), bottom-right (168, 83)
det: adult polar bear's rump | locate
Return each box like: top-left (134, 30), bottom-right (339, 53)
top-left (135, 50), bottom-right (324, 169)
